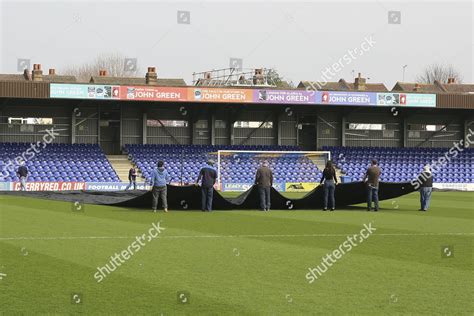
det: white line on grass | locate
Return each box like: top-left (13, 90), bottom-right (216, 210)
top-left (0, 232), bottom-right (473, 241)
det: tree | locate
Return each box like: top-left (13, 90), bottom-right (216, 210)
top-left (416, 63), bottom-right (462, 84)
top-left (266, 68), bottom-right (295, 88)
top-left (61, 53), bottom-right (141, 82)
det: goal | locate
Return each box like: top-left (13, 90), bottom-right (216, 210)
top-left (217, 150), bottom-right (331, 192)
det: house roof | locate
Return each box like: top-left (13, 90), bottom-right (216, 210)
top-left (392, 81), bottom-right (474, 93)
top-left (436, 82), bottom-right (474, 93)
top-left (0, 73), bottom-right (77, 83)
top-left (89, 76), bottom-right (187, 86)
top-left (297, 79), bottom-right (388, 92)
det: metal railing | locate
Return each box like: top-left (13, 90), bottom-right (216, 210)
top-left (192, 68), bottom-right (278, 87)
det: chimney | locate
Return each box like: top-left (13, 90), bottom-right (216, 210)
top-left (447, 77), bottom-right (455, 84)
top-left (413, 83), bottom-right (421, 92)
top-left (48, 68), bottom-right (56, 75)
top-left (253, 68), bottom-right (264, 85)
top-left (23, 69), bottom-right (32, 81)
top-left (99, 70), bottom-right (107, 77)
top-left (146, 67), bottom-right (157, 85)
top-left (354, 73), bottom-right (366, 91)
top-left (32, 64), bottom-right (43, 81)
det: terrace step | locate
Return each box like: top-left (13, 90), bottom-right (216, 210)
top-left (107, 155), bottom-right (141, 182)
top-left (308, 155), bottom-right (343, 182)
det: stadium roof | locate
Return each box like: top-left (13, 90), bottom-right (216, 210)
top-left (1, 65), bottom-right (474, 110)
top-left (1, 65), bottom-right (473, 94)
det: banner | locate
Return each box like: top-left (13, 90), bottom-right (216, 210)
top-left (254, 90), bottom-right (316, 104)
top-left (221, 182), bottom-right (253, 192)
top-left (433, 183), bottom-right (474, 191)
top-left (11, 181), bottom-right (86, 191)
top-left (221, 182), bottom-right (286, 192)
top-left (50, 84), bottom-right (120, 99)
top-left (376, 93), bottom-right (436, 107)
top-left (316, 91), bottom-right (377, 106)
top-left (50, 84), bottom-right (437, 107)
top-left (85, 182), bottom-right (148, 191)
top-left (285, 182), bottom-right (319, 192)
top-left (0, 182), bottom-right (10, 191)
top-left (272, 182), bottom-right (286, 192)
top-left (376, 93), bottom-right (405, 106)
top-left (189, 88), bottom-right (253, 103)
top-left (120, 86), bottom-right (188, 102)
top-left (405, 94), bottom-right (436, 107)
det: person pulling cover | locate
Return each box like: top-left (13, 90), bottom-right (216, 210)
top-left (17, 162), bottom-right (28, 191)
top-left (363, 159), bottom-right (381, 212)
top-left (417, 165), bottom-right (433, 211)
top-left (196, 159), bottom-right (217, 212)
top-left (150, 161), bottom-right (170, 212)
top-left (126, 167), bottom-right (137, 190)
top-left (320, 160), bottom-right (338, 211)
top-left (255, 161), bottom-right (273, 211)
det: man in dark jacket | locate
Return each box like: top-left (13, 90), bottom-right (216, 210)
top-left (255, 161), bottom-right (273, 211)
top-left (363, 159), bottom-right (381, 211)
top-left (417, 165), bottom-right (433, 211)
top-left (17, 162), bottom-right (28, 191)
top-left (126, 167), bottom-right (137, 190)
top-left (196, 159), bottom-right (217, 212)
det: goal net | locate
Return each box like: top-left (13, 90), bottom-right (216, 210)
top-left (217, 150), bottom-right (331, 192)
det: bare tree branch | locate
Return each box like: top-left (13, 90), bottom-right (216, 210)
top-left (61, 53), bottom-right (141, 82)
top-left (416, 63), bottom-right (462, 84)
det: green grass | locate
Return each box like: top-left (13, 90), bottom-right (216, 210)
top-left (0, 191), bottom-right (473, 315)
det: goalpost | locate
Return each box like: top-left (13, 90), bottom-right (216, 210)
top-left (217, 150), bottom-right (331, 192)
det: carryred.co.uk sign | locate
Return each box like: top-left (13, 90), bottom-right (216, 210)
top-left (12, 182), bottom-right (86, 191)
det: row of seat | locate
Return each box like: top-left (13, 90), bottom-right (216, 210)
top-left (0, 143), bottom-right (120, 182)
top-left (325, 146), bottom-right (473, 183)
top-left (126, 144), bottom-right (319, 183)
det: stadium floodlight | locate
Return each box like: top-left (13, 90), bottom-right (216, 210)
top-left (217, 150), bottom-right (331, 192)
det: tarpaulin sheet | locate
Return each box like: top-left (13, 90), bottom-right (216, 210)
top-left (0, 182), bottom-right (415, 210)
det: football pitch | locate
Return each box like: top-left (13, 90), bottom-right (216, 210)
top-left (0, 191), bottom-right (473, 315)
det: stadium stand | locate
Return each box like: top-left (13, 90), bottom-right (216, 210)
top-left (124, 144), bottom-right (321, 184)
top-left (0, 143), bottom-right (120, 182)
top-left (219, 153), bottom-right (321, 184)
top-left (326, 146), bottom-right (474, 183)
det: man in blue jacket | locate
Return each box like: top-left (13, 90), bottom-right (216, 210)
top-left (196, 159), bottom-right (217, 212)
top-left (150, 160), bottom-right (170, 212)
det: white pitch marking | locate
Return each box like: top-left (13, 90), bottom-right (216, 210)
top-left (0, 232), bottom-right (472, 241)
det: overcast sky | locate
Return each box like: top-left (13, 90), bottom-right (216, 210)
top-left (0, 0), bottom-right (472, 88)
